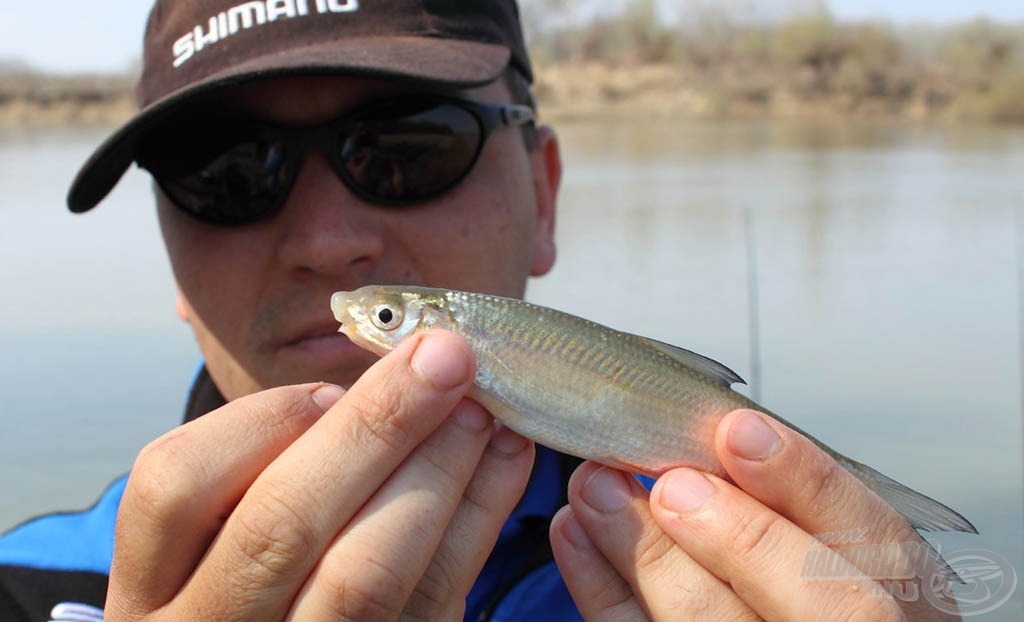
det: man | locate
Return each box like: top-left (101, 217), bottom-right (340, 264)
top-left (0, 2), bottom-right (961, 620)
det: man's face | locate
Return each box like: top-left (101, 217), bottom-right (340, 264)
top-left (157, 75), bottom-right (560, 400)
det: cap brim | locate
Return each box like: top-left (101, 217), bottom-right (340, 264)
top-left (67, 36), bottom-right (511, 213)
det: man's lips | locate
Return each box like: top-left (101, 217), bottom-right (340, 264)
top-left (273, 320), bottom-right (363, 361)
top-left (281, 322), bottom-right (347, 348)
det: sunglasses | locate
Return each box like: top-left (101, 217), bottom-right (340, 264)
top-left (135, 96), bottom-right (536, 226)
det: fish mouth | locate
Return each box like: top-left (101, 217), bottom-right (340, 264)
top-left (330, 291), bottom-right (356, 336)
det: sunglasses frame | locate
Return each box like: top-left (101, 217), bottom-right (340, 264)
top-left (136, 95), bottom-right (537, 226)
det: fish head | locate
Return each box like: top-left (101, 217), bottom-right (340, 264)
top-left (330, 286), bottom-right (452, 357)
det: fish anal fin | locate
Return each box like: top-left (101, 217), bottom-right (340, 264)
top-left (598, 456), bottom-right (661, 478)
top-left (597, 457), bottom-right (729, 481)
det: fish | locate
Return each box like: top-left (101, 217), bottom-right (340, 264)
top-left (331, 285), bottom-right (976, 582)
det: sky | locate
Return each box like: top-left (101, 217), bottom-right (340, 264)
top-left (2, 1), bottom-right (1023, 74)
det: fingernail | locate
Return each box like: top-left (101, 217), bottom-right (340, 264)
top-left (411, 334), bottom-right (471, 390)
top-left (451, 400), bottom-right (491, 432)
top-left (560, 508), bottom-right (595, 550)
top-left (659, 469), bottom-right (716, 514)
top-left (489, 421), bottom-right (530, 456)
top-left (728, 411), bottom-right (780, 461)
top-left (581, 467), bottom-right (631, 514)
top-left (311, 383), bottom-right (345, 411)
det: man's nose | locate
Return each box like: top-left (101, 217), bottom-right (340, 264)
top-left (273, 148), bottom-right (386, 277)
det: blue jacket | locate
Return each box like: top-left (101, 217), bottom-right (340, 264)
top-left (0, 367), bottom-right (583, 621)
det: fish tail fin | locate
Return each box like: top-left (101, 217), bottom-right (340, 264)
top-left (836, 454), bottom-right (977, 584)
top-left (837, 455), bottom-right (977, 533)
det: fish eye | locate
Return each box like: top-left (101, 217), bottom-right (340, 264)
top-left (370, 303), bottom-right (403, 331)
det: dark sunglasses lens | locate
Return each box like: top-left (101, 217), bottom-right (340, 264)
top-left (339, 102), bottom-right (482, 203)
top-left (141, 124), bottom-right (290, 225)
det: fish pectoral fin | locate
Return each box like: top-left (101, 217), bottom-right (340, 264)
top-left (638, 336), bottom-right (746, 387)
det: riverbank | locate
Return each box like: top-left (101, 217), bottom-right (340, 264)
top-left (1, 60), bottom-right (1021, 127)
top-left (0, 71), bottom-right (134, 126)
top-left (536, 63), bottom-right (911, 122)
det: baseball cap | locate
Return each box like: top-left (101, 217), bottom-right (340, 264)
top-left (67, 0), bottom-right (533, 213)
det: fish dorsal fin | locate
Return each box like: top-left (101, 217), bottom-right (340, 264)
top-left (639, 336), bottom-right (746, 387)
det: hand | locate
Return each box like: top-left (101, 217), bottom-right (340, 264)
top-left (105, 330), bottom-right (535, 621)
top-left (550, 409), bottom-right (962, 621)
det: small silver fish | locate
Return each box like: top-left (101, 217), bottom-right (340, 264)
top-left (331, 285), bottom-right (975, 579)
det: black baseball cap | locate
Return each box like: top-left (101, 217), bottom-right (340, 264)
top-left (67, 0), bottom-right (533, 213)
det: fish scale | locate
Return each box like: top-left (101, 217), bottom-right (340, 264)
top-left (332, 285), bottom-right (977, 584)
top-left (447, 290), bottom-right (727, 474)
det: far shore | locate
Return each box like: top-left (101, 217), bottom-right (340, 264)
top-left (0, 62), bottom-right (1021, 128)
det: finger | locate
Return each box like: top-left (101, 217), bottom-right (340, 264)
top-left (715, 409), bottom-right (961, 619)
top-left (107, 382), bottom-right (342, 618)
top-left (566, 462), bottom-right (760, 621)
top-left (402, 422), bottom-right (535, 620)
top-left (650, 468), bottom-right (907, 621)
top-left (716, 410), bottom-right (922, 555)
top-left (288, 398), bottom-right (496, 620)
top-left (550, 506), bottom-right (651, 622)
top-left (178, 330), bottom-right (476, 620)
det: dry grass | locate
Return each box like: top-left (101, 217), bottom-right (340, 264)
top-left (2, 3), bottom-right (1022, 126)
top-left (526, 1), bottom-right (1024, 124)
top-left (0, 70), bottom-right (134, 126)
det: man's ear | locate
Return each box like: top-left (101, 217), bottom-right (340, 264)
top-left (529, 125), bottom-right (561, 277)
top-left (175, 290), bottom-right (190, 323)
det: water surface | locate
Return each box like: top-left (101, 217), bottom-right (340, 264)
top-left (2, 120), bottom-right (1021, 618)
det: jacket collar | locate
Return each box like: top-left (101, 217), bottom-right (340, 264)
top-left (182, 365), bottom-right (226, 424)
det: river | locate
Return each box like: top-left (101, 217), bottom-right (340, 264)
top-left (1, 119), bottom-right (1021, 618)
